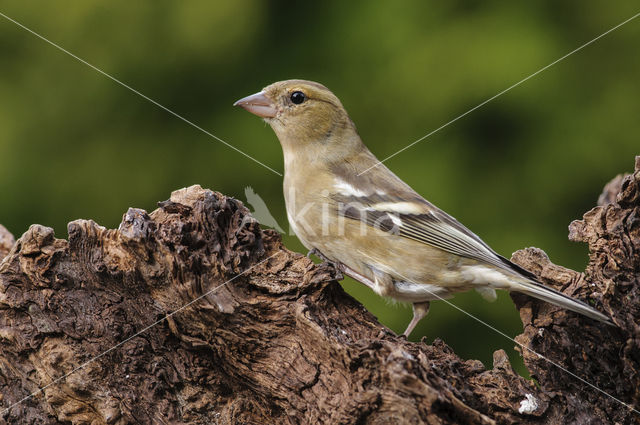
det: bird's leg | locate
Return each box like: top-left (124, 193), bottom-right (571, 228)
top-left (341, 265), bottom-right (376, 291)
top-left (307, 248), bottom-right (345, 281)
top-left (306, 248), bottom-right (322, 259)
top-left (307, 248), bottom-right (339, 265)
top-left (306, 249), bottom-right (378, 290)
top-left (403, 301), bottom-right (430, 337)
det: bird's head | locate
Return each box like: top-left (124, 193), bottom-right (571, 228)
top-left (234, 80), bottom-right (361, 163)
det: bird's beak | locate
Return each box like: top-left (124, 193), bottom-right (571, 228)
top-left (233, 91), bottom-right (278, 118)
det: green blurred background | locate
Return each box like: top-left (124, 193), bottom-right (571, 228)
top-left (0, 2), bottom-right (638, 377)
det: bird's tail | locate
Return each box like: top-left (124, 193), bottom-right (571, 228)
top-left (509, 278), bottom-right (614, 326)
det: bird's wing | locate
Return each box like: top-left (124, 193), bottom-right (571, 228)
top-left (332, 191), bottom-right (537, 280)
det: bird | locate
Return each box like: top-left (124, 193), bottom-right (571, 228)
top-left (234, 79), bottom-right (614, 337)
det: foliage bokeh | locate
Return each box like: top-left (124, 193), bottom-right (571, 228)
top-left (1, 2), bottom-right (638, 376)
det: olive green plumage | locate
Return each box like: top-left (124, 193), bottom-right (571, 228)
top-left (235, 79), bottom-right (613, 336)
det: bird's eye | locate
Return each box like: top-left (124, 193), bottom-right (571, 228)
top-left (290, 91), bottom-right (306, 104)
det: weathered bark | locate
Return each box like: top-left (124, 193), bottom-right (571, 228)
top-left (0, 157), bottom-right (638, 425)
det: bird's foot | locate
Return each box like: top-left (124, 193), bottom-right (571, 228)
top-left (307, 249), bottom-right (380, 291)
top-left (307, 248), bottom-right (330, 262)
top-left (307, 248), bottom-right (344, 280)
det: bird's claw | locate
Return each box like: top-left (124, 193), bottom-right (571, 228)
top-left (307, 248), bottom-right (344, 280)
top-left (307, 248), bottom-right (331, 262)
top-left (331, 263), bottom-right (345, 281)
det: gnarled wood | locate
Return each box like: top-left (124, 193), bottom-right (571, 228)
top-left (0, 157), bottom-right (638, 424)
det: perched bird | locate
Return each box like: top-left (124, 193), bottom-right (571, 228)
top-left (234, 79), bottom-right (613, 336)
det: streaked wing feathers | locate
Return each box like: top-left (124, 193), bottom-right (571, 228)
top-left (333, 192), bottom-right (536, 279)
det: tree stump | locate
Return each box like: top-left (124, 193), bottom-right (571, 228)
top-left (0, 157), bottom-right (638, 424)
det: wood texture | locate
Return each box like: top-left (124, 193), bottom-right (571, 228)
top-left (0, 157), bottom-right (638, 424)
